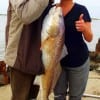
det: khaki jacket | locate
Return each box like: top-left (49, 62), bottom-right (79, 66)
top-left (4, 0), bottom-right (50, 75)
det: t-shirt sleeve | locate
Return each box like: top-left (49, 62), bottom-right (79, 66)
top-left (81, 5), bottom-right (91, 22)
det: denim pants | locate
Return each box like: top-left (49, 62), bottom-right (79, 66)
top-left (54, 58), bottom-right (90, 100)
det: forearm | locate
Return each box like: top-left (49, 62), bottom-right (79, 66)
top-left (82, 22), bottom-right (93, 42)
top-left (10, 0), bottom-right (49, 24)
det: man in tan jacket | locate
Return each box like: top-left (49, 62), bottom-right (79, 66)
top-left (4, 0), bottom-right (53, 99)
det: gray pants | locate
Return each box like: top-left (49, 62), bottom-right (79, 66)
top-left (54, 58), bottom-right (90, 100)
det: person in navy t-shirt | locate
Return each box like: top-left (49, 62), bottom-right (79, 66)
top-left (54, 0), bottom-right (93, 100)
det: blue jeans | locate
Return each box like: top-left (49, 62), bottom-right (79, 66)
top-left (54, 58), bottom-right (90, 100)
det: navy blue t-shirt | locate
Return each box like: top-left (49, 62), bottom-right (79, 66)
top-left (60, 3), bottom-right (91, 68)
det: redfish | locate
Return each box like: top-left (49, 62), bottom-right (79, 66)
top-left (40, 6), bottom-right (65, 100)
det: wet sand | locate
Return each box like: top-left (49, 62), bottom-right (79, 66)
top-left (0, 71), bottom-right (100, 100)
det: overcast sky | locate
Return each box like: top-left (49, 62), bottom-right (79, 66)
top-left (0, 0), bottom-right (100, 18)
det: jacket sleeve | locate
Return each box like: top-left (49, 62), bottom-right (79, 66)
top-left (10, 0), bottom-right (49, 24)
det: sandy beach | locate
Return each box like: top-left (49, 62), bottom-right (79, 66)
top-left (0, 71), bottom-right (100, 100)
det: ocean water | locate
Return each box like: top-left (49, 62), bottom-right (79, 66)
top-left (86, 19), bottom-right (100, 52)
top-left (0, 15), bottom-right (100, 60)
top-left (0, 15), bottom-right (6, 60)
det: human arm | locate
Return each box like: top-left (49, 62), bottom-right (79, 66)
top-left (75, 14), bottom-right (93, 42)
top-left (10, 0), bottom-right (49, 24)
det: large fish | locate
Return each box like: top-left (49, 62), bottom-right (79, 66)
top-left (40, 6), bottom-right (65, 100)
